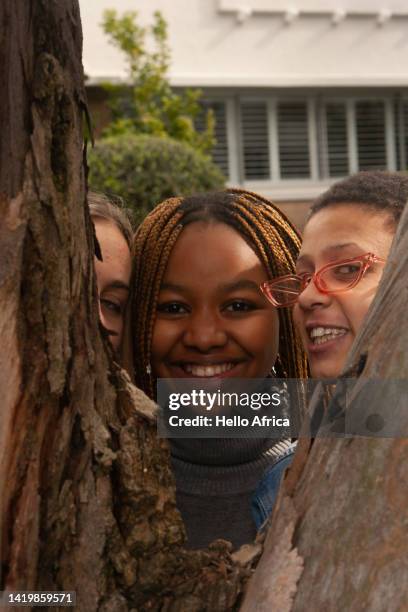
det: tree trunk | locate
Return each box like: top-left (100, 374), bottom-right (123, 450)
top-left (241, 206), bottom-right (408, 611)
top-left (0, 2), bottom-right (253, 610)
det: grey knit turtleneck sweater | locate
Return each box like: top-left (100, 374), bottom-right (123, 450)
top-left (170, 437), bottom-right (292, 550)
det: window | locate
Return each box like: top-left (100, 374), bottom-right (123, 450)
top-left (325, 102), bottom-right (348, 177)
top-left (278, 102), bottom-right (310, 178)
top-left (241, 101), bottom-right (270, 179)
top-left (196, 101), bottom-right (229, 176)
top-left (394, 98), bottom-right (408, 171)
top-left (201, 92), bottom-right (406, 184)
top-left (356, 101), bottom-right (386, 171)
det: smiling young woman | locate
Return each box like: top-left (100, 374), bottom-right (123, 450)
top-left (262, 171), bottom-right (407, 379)
top-left (123, 189), bottom-right (308, 549)
top-left (295, 171), bottom-right (407, 379)
top-left (151, 221), bottom-right (280, 381)
top-left (293, 208), bottom-right (391, 379)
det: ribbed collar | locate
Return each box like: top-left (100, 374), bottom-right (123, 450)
top-left (171, 438), bottom-right (293, 496)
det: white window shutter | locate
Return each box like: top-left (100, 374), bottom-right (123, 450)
top-left (356, 101), bottom-right (386, 171)
top-left (240, 101), bottom-right (270, 179)
top-left (196, 101), bottom-right (230, 177)
top-left (325, 102), bottom-right (348, 178)
top-left (278, 102), bottom-right (310, 179)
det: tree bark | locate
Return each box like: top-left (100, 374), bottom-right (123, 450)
top-left (241, 206), bottom-right (408, 611)
top-left (0, 2), bottom-right (253, 610)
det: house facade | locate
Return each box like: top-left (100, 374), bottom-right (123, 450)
top-left (81, 0), bottom-right (408, 226)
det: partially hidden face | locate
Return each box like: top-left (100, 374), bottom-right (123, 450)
top-left (293, 204), bottom-right (394, 379)
top-left (151, 221), bottom-right (279, 380)
top-left (94, 218), bottom-right (131, 351)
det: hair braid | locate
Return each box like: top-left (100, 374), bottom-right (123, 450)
top-left (130, 201), bottom-right (183, 394)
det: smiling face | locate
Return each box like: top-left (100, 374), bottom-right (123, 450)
top-left (151, 221), bottom-right (279, 380)
top-left (94, 218), bottom-right (131, 351)
top-left (293, 204), bottom-right (394, 378)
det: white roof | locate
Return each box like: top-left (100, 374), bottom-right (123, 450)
top-left (80, 0), bottom-right (408, 88)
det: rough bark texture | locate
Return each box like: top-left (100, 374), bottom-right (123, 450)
top-left (241, 207), bottom-right (408, 611)
top-left (0, 2), bottom-right (254, 610)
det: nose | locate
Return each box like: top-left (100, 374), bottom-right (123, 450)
top-left (98, 300), bottom-right (106, 328)
top-left (182, 308), bottom-right (228, 352)
top-left (297, 277), bottom-right (332, 310)
top-left (98, 301), bottom-right (110, 333)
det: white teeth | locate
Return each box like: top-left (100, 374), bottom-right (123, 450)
top-left (313, 335), bottom-right (337, 345)
top-left (309, 327), bottom-right (347, 344)
top-left (184, 363), bottom-right (235, 377)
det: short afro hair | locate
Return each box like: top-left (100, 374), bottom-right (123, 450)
top-left (309, 171), bottom-right (408, 230)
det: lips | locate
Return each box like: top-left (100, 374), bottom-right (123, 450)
top-left (301, 322), bottom-right (350, 356)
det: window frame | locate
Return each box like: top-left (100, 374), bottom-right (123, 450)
top-left (201, 90), bottom-right (408, 192)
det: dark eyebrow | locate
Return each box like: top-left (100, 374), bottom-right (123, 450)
top-left (297, 243), bottom-right (363, 267)
top-left (160, 280), bottom-right (261, 293)
top-left (160, 282), bottom-right (185, 292)
top-left (219, 279), bottom-right (261, 292)
top-left (105, 281), bottom-right (129, 292)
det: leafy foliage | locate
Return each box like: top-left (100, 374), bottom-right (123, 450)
top-left (101, 9), bottom-right (214, 155)
top-left (88, 135), bottom-right (225, 225)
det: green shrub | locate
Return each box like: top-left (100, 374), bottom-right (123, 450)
top-left (88, 134), bottom-right (225, 225)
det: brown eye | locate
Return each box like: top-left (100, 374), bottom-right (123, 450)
top-left (157, 302), bottom-right (189, 315)
top-left (225, 300), bottom-right (256, 312)
top-left (331, 263), bottom-right (361, 280)
top-left (100, 298), bottom-right (122, 316)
